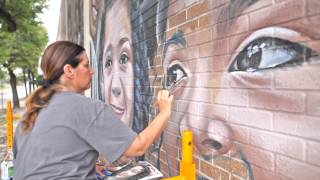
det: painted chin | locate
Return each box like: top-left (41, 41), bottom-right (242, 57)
top-left (110, 104), bottom-right (125, 119)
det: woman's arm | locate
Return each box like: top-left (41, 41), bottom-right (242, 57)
top-left (123, 90), bottom-right (173, 156)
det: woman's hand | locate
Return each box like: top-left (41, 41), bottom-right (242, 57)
top-left (157, 90), bottom-right (174, 118)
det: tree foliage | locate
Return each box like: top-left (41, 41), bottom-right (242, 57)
top-left (0, 0), bottom-right (48, 108)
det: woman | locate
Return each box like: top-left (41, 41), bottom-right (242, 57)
top-left (13, 41), bottom-right (173, 180)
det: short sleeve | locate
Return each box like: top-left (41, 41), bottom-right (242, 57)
top-left (83, 105), bottom-right (137, 163)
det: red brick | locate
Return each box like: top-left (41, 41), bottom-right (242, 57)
top-left (166, 121), bottom-right (180, 136)
top-left (231, 176), bottom-right (241, 180)
top-left (228, 72), bottom-right (273, 89)
top-left (307, 0), bottom-right (320, 16)
top-left (188, 73), bottom-right (202, 87)
top-left (250, 129), bottom-right (304, 160)
top-left (199, 10), bottom-right (219, 29)
top-left (162, 143), bottom-right (179, 159)
top-left (172, 99), bottom-right (179, 111)
top-left (228, 32), bottom-right (250, 55)
top-left (185, 46), bottom-right (200, 60)
top-left (193, 157), bottom-right (200, 170)
top-left (248, 90), bottom-right (306, 113)
top-left (164, 131), bottom-right (180, 146)
top-left (198, 104), bottom-right (228, 121)
top-left (307, 141), bottom-right (320, 167)
top-left (229, 124), bottom-right (250, 143)
top-left (214, 15), bottom-right (249, 39)
top-left (159, 160), bottom-right (170, 176)
top-left (249, 0), bottom-right (306, 30)
top-left (251, 165), bottom-right (287, 180)
top-left (276, 155), bottom-right (320, 180)
top-left (187, 0), bottom-right (209, 19)
top-left (154, 55), bottom-right (161, 66)
top-left (213, 156), bottom-right (246, 178)
top-left (228, 107), bottom-right (272, 130)
top-left (273, 112), bottom-right (320, 140)
top-left (227, 15), bottom-right (249, 36)
top-left (165, 28), bottom-right (177, 41)
top-left (185, 0), bottom-right (198, 7)
top-left (207, 0), bottom-right (228, 10)
top-left (200, 160), bottom-right (222, 179)
top-left (186, 57), bottom-right (226, 73)
top-left (169, 10), bottom-right (186, 28)
top-left (176, 100), bottom-right (199, 115)
top-left (186, 28), bottom-right (212, 46)
top-left (275, 65), bottom-right (320, 90)
top-left (179, 19), bottom-right (198, 34)
top-left (177, 87), bottom-right (213, 103)
top-left (198, 72), bottom-right (229, 88)
top-left (199, 39), bottom-right (229, 57)
top-left (307, 92), bottom-right (320, 116)
top-left (199, 55), bottom-right (230, 72)
top-left (241, 144), bottom-right (275, 171)
top-left (213, 89), bottom-right (249, 107)
top-left (242, 0), bottom-right (272, 14)
top-left (168, 0), bottom-right (185, 17)
top-left (169, 111), bottom-right (185, 124)
top-left (220, 170), bottom-right (230, 180)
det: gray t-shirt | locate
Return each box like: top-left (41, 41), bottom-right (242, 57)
top-left (13, 92), bottom-right (137, 180)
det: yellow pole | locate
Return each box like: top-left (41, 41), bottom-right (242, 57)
top-left (181, 130), bottom-right (192, 164)
top-left (6, 100), bottom-right (13, 151)
top-left (162, 130), bottom-right (196, 180)
top-left (180, 130), bottom-right (195, 180)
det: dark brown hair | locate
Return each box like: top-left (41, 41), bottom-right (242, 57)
top-left (22, 41), bottom-right (84, 133)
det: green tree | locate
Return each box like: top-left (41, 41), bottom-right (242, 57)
top-left (0, 0), bottom-right (48, 108)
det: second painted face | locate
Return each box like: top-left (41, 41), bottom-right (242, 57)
top-left (102, 0), bottom-right (134, 127)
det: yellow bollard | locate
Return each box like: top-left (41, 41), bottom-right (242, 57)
top-left (180, 130), bottom-right (195, 180)
top-left (162, 130), bottom-right (196, 180)
top-left (6, 101), bottom-right (13, 151)
top-left (1, 101), bottom-right (14, 180)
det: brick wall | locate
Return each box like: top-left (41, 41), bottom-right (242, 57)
top-left (143, 0), bottom-right (320, 179)
top-left (59, 0), bottom-right (320, 179)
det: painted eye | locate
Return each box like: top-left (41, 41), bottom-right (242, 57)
top-left (228, 37), bottom-right (319, 72)
top-left (105, 58), bottom-right (112, 68)
top-left (166, 64), bottom-right (187, 88)
top-left (119, 53), bottom-right (129, 64)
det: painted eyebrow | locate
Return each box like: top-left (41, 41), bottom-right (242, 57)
top-left (119, 37), bottom-right (130, 47)
top-left (163, 30), bottom-right (187, 60)
top-left (217, 0), bottom-right (259, 32)
top-left (103, 44), bottom-right (112, 60)
top-left (103, 37), bottom-right (130, 60)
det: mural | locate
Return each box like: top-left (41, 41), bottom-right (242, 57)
top-left (59, 0), bottom-right (320, 179)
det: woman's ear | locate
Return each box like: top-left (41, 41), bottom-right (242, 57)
top-left (63, 64), bottom-right (74, 79)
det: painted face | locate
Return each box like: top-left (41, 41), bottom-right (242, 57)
top-left (164, 0), bottom-right (320, 179)
top-left (73, 52), bottom-right (94, 93)
top-left (102, 0), bottom-right (134, 127)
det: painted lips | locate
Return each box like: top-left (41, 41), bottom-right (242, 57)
top-left (110, 104), bottom-right (125, 117)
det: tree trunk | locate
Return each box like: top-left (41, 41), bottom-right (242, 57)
top-left (28, 68), bottom-right (32, 94)
top-left (23, 68), bottom-right (28, 96)
top-left (8, 68), bottom-right (20, 108)
top-left (31, 71), bottom-right (35, 91)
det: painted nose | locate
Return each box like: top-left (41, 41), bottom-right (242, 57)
top-left (112, 87), bottom-right (121, 97)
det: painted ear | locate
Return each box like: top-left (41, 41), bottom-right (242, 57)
top-left (63, 64), bottom-right (74, 78)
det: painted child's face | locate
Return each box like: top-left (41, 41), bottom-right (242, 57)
top-left (102, 0), bottom-right (134, 127)
top-left (163, 0), bottom-right (320, 178)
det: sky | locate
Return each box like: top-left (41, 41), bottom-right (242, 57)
top-left (39, 0), bottom-right (61, 44)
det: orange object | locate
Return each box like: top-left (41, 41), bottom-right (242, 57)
top-left (6, 101), bottom-right (13, 151)
top-left (163, 130), bottom-right (196, 180)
